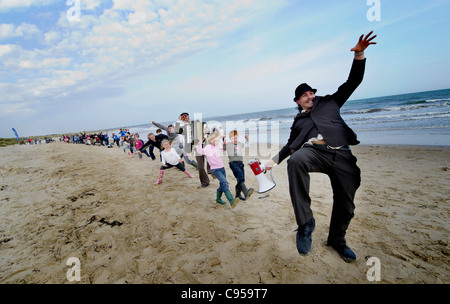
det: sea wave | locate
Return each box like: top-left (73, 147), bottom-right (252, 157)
top-left (343, 101), bottom-right (449, 115)
top-left (346, 110), bottom-right (450, 122)
top-left (353, 125), bottom-right (450, 132)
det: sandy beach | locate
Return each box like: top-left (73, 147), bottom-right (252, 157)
top-left (0, 142), bottom-right (449, 284)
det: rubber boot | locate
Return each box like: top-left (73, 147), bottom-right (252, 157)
top-left (184, 170), bottom-right (195, 178)
top-left (241, 183), bottom-right (254, 200)
top-left (235, 184), bottom-right (246, 201)
top-left (224, 190), bottom-right (240, 209)
top-left (190, 160), bottom-right (198, 170)
top-left (154, 169), bottom-right (164, 184)
top-left (216, 191), bottom-right (226, 205)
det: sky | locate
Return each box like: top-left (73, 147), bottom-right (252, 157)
top-left (1, 0), bottom-right (450, 138)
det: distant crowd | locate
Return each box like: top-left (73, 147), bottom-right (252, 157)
top-left (60, 128), bottom-right (170, 160)
top-left (18, 137), bottom-right (56, 145)
top-left (58, 112), bottom-right (254, 208)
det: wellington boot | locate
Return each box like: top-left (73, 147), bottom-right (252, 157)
top-left (190, 160), bottom-right (198, 170)
top-left (235, 184), bottom-right (246, 201)
top-left (241, 183), bottom-right (254, 200)
top-left (216, 191), bottom-right (226, 205)
top-left (224, 190), bottom-right (240, 209)
top-left (154, 169), bottom-right (164, 184)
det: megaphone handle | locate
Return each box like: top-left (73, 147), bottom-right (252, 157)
top-left (269, 169), bottom-right (276, 185)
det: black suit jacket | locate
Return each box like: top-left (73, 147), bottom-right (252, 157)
top-left (273, 59), bottom-right (366, 164)
top-left (140, 134), bottom-right (169, 151)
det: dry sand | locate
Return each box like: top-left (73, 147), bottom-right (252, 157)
top-left (0, 142), bottom-right (449, 284)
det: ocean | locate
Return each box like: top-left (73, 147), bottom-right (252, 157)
top-left (118, 88), bottom-right (450, 147)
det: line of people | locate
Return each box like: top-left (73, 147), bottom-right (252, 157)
top-left (62, 112), bottom-right (255, 209)
top-left (144, 112), bottom-right (255, 209)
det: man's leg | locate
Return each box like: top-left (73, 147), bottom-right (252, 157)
top-left (287, 146), bottom-right (328, 255)
top-left (287, 146), bottom-right (325, 226)
top-left (327, 151), bottom-right (361, 248)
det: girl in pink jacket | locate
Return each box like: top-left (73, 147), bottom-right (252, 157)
top-left (196, 131), bottom-right (239, 208)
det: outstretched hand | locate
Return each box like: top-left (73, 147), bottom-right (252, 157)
top-left (351, 31), bottom-right (377, 53)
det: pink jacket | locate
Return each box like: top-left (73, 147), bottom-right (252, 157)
top-left (196, 143), bottom-right (224, 170)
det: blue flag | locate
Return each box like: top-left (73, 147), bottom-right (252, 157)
top-left (12, 128), bottom-right (20, 141)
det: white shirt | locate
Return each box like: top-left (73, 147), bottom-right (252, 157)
top-left (161, 148), bottom-right (181, 166)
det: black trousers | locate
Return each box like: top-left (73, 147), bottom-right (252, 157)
top-left (287, 144), bottom-right (361, 247)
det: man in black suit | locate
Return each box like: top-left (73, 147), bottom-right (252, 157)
top-left (265, 31), bottom-right (377, 262)
top-left (140, 131), bottom-right (168, 160)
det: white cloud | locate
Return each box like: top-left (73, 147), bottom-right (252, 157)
top-left (18, 57), bottom-right (71, 69)
top-left (44, 31), bottom-right (60, 43)
top-left (0, 23), bottom-right (39, 39)
top-left (1, 0), bottom-right (288, 126)
top-left (82, 0), bottom-right (102, 11)
top-left (0, 0), bottom-right (56, 10)
top-left (0, 43), bottom-right (70, 69)
top-left (0, 43), bottom-right (17, 56)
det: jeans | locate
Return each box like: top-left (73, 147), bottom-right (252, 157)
top-left (229, 161), bottom-right (245, 185)
top-left (183, 154), bottom-right (194, 165)
top-left (149, 146), bottom-right (156, 160)
top-left (211, 167), bottom-right (229, 192)
top-left (141, 149), bottom-right (151, 158)
top-left (123, 144), bottom-right (134, 154)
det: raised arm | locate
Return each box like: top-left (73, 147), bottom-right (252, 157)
top-left (351, 31), bottom-right (377, 60)
top-left (152, 121), bottom-right (168, 132)
top-left (332, 31), bottom-right (377, 107)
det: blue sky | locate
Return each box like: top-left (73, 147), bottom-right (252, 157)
top-left (1, 0), bottom-right (450, 137)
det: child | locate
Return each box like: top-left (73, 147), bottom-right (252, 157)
top-left (123, 135), bottom-right (134, 154)
top-left (225, 130), bottom-right (254, 201)
top-left (130, 133), bottom-right (151, 159)
top-left (196, 131), bottom-right (240, 208)
top-left (130, 133), bottom-right (144, 159)
top-left (155, 140), bottom-right (195, 184)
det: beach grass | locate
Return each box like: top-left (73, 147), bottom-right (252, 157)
top-left (0, 138), bottom-right (19, 147)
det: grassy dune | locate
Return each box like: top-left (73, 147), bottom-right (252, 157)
top-left (0, 138), bottom-right (19, 147)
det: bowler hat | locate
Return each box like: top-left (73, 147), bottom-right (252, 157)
top-left (294, 83), bottom-right (317, 101)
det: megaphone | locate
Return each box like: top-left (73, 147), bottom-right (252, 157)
top-left (248, 159), bottom-right (276, 194)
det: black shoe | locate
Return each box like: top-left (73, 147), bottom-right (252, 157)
top-left (296, 218), bottom-right (315, 255)
top-left (328, 243), bottom-right (356, 263)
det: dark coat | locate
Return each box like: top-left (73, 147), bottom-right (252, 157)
top-left (274, 59), bottom-right (366, 164)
